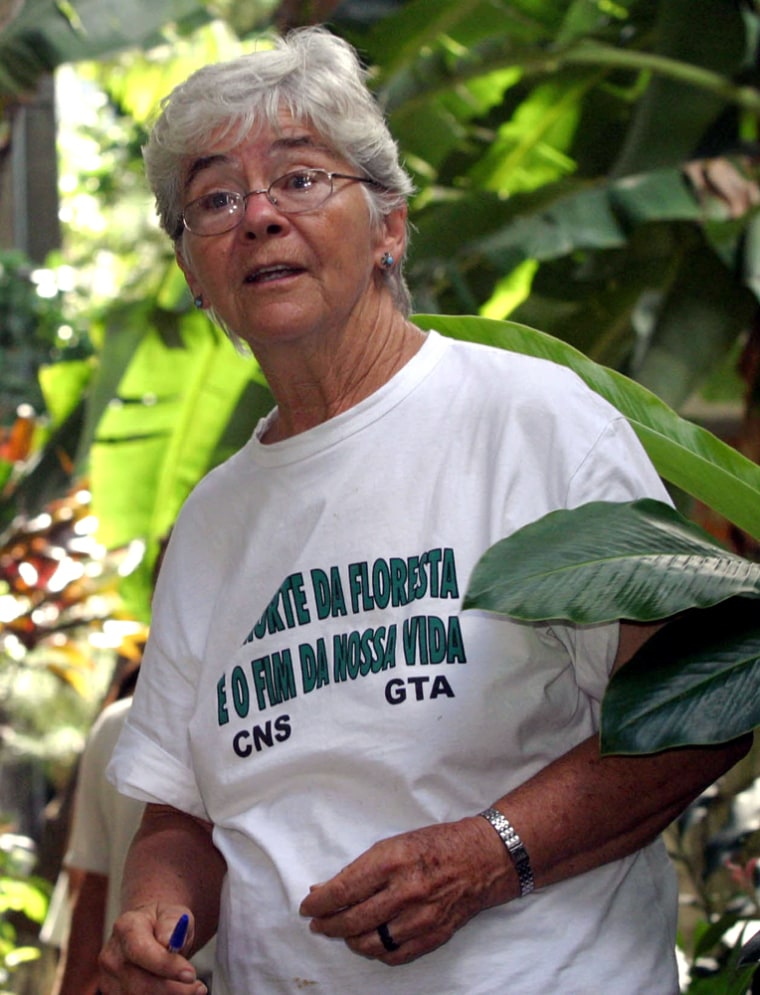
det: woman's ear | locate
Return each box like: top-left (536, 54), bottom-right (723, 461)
top-left (379, 204), bottom-right (407, 266)
top-left (175, 245), bottom-right (203, 303)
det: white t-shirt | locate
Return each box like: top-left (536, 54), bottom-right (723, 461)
top-left (109, 330), bottom-right (678, 994)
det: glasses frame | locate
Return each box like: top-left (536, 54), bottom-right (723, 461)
top-left (181, 169), bottom-right (380, 236)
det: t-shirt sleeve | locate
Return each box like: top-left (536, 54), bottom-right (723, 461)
top-left (107, 713), bottom-right (209, 821)
top-left (106, 527), bottom-right (210, 821)
top-left (563, 414), bottom-right (672, 700)
top-left (567, 415), bottom-right (671, 509)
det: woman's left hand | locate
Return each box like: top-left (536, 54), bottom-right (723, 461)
top-left (298, 816), bottom-right (515, 965)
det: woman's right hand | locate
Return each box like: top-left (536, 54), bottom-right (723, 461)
top-left (97, 904), bottom-right (207, 995)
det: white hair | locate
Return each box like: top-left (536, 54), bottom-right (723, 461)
top-left (143, 26), bottom-right (415, 314)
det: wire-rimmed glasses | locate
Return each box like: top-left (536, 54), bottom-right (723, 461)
top-left (181, 169), bottom-right (379, 236)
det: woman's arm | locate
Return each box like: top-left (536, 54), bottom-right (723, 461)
top-left (491, 619), bottom-right (750, 891)
top-left (300, 621), bottom-right (752, 964)
top-left (97, 804), bottom-right (225, 995)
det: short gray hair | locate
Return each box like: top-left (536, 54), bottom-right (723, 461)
top-left (143, 26), bottom-right (415, 314)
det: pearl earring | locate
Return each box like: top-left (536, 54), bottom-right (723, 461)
top-left (381, 252), bottom-right (394, 269)
top-left (193, 295), bottom-right (204, 309)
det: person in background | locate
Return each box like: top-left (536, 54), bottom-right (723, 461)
top-left (47, 539), bottom-right (213, 994)
top-left (98, 26), bottom-right (750, 995)
top-left (48, 668), bottom-right (214, 995)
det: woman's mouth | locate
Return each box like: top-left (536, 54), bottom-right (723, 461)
top-left (245, 264), bottom-right (304, 284)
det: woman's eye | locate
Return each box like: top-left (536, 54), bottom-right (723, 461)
top-left (281, 171), bottom-right (318, 192)
top-left (199, 191), bottom-right (239, 212)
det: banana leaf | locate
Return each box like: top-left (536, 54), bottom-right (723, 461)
top-left (600, 597), bottom-right (760, 752)
top-left (463, 499), bottom-right (760, 624)
top-left (463, 498), bottom-right (760, 753)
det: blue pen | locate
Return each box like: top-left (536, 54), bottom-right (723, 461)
top-left (167, 913), bottom-right (190, 953)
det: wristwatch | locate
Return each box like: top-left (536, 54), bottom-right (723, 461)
top-left (479, 806), bottom-right (535, 896)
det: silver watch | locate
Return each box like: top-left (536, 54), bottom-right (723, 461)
top-left (479, 806), bottom-right (535, 896)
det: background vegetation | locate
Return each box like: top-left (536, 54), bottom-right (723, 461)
top-left (0, 0), bottom-right (759, 990)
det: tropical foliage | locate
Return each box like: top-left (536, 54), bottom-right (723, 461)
top-left (0, 832), bottom-right (49, 993)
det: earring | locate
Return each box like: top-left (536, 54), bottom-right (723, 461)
top-left (193, 295), bottom-right (204, 309)
top-left (381, 252), bottom-right (394, 269)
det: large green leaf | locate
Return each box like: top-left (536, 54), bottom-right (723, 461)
top-left (632, 244), bottom-right (756, 408)
top-left (610, 0), bottom-right (748, 177)
top-left (600, 597), bottom-right (760, 752)
top-left (89, 318), bottom-right (261, 540)
top-left (413, 313), bottom-right (760, 540)
top-left (89, 309), bottom-right (270, 616)
top-left (407, 168), bottom-right (721, 321)
top-left (463, 499), bottom-right (760, 623)
top-left (75, 300), bottom-right (148, 474)
top-left (460, 498), bottom-right (760, 753)
top-left (410, 168), bottom-right (702, 270)
top-left (0, 0), bottom-right (211, 98)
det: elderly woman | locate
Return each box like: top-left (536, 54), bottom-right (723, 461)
top-left (100, 26), bottom-right (748, 995)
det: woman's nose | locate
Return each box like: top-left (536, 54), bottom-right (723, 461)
top-left (239, 189), bottom-right (287, 237)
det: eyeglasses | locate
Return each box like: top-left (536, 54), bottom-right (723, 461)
top-left (181, 169), bottom-right (379, 236)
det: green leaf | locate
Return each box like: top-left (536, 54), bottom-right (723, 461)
top-left (367, 0), bottom-right (489, 78)
top-left (633, 245), bottom-right (756, 408)
top-left (75, 301), bottom-right (147, 474)
top-left (413, 314), bottom-right (760, 540)
top-left (90, 312), bottom-right (255, 548)
top-left (685, 962), bottom-right (760, 995)
top-left (609, 0), bottom-right (748, 176)
top-left (0, 0), bottom-right (212, 97)
top-left (0, 878), bottom-right (48, 922)
top-left (38, 359), bottom-right (92, 427)
top-left (468, 75), bottom-right (587, 194)
top-left (89, 310), bottom-right (271, 617)
top-left (463, 499), bottom-right (760, 624)
top-left (694, 911), bottom-right (747, 959)
top-left (693, 910), bottom-right (743, 960)
top-left (600, 597), bottom-right (760, 752)
top-left (4, 946), bottom-right (41, 968)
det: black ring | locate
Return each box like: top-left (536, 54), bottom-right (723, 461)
top-left (377, 922), bottom-right (400, 952)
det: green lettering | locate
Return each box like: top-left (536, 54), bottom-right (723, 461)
top-left (311, 569), bottom-right (331, 620)
top-left (428, 615), bottom-right (447, 663)
top-left (446, 615), bottom-right (467, 662)
top-left (270, 649), bottom-right (296, 705)
top-left (231, 664), bottom-right (250, 717)
top-left (427, 547), bottom-right (442, 597)
top-left (217, 674), bottom-right (229, 726)
top-left (371, 559), bottom-right (391, 609)
top-left (250, 658), bottom-right (270, 711)
top-left (390, 558), bottom-right (408, 606)
top-left (299, 640), bottom-right (329, 693)
top-left (440, 548), bottom-right (459, 598)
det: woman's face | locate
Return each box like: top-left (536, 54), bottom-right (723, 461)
top-left (175, 116), bottom-right (406, 353)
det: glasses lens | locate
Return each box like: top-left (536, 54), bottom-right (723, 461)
top-left (269, 171), bottom-right (332, 214)
top-left (185, 191), bottom-right (244, 235)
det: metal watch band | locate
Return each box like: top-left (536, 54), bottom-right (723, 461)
top-left (479, 806), bottom-right (535, 897)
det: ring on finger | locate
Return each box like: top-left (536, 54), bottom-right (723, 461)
top-left (377, 922), bottom-right (400, 952)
